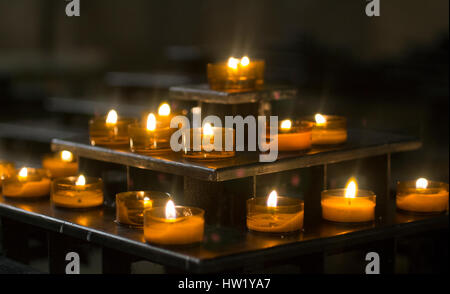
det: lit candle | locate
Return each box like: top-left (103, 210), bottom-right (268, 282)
top-left (42, 150), bottom-right (78, 178)
top-left (2, 167), bottom-right (51, 198)
top-left (89, 109), bottom-right (136, 149)
top-left (0, 160), bottom-right (15, 186)
top-left (51, 175), bottom-right (103, 208)
top-left (302, 114), bottom-right (347, 145)
top-left (263, 120), bottom-right (313, 152)
top-left (129, 112), bottom-right (175, 155)
top-left (116, 191), bottom-right (171, 227)
top-left (396, 178), bottom-right (449, 213)
top-left (207, 56), bottom-right (265, 92)
top-left (321, 178), bottom-right (376, 223)
top-left (247, 190), bottom-right (304, 233)
top-left (144, 200), bottom-right (205, 245)
top-left (182, 123), bottom-right (235, 160)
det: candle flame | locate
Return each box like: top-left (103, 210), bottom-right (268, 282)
top-left (280, 119), bottom-right (292, 130)
top-left (61, 150), bottom-right (73, 162)
top-left (315, 113), bottom-right (326, 126)
top-left (267, 190), bottom-right (278, 208)
top-left (75, 175), bottom-right (86, 186)
top-left (165, 200), bottom-right (177, 220)
top-left (227, 57), bottom-right (239, 69)
top-left (18, 167), bottom-right (28, 179)
top-left (345, 178), bottom-right (357, 198)
top-left (143, 196), bottom-right (152, 208)
top-left (106, 109), bottom-right (118, 124)
top-left (158, 103), bottom-right (171, 116)
top-left (240, 56), bottom-right (250, 66)
top-left (416, 178), bottom-right (428, 189)
top-left (146, 113), bottom-right (157, 131)
top-left (203, 123), bottom-right (214, 136)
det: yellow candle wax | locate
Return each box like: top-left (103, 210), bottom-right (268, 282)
top-left (2, 168), bottom-right (50, 198)
top-left (321, 178), bottom-right (376, 223)
top-left (42, 150), bottom-right (78, 178)
top-left (396, 178), bottom-right (449, 213)
top-left (302, 114), bottom-right (347, 145)
top-left (182, 125), bottom-right (235, 160)
top-left (267, 120), bottom-right (313, 152)
top-left (89, 109), bottom-right (136, 149)
top-left (247, 191), bottom-right (304, 233)
top-left (144, 200), bottom-right (204, 245)
top-left (51, 175), bottom-right (103, 208)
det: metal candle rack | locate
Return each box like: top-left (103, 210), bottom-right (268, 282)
top-left (0, 84), bottom-right (447, 273)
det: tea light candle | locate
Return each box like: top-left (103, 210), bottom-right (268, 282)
top-left (303, 114), bottom-right (347, 145)
top-left (89, 109), bottom-right (136, 149)
top-left (0, 160), bottom-right (15, 186)
top-left (396, 178), bottom-right (449, 213)
top-left (51, 175), bottom-right (103, 208)
top-left (247, 190), bottom-right (304, 233)
top-left (129, 113), bottom-right (175, 155)
top-left (182, 123), bottom-right (235, 160)
top-left (207, 56), bottom-right (265, 92)
top-left (116, 191), bottom-right (171, 227)
top-left (263, 120), bottom-right (313, 151)
top-left (144, 200), bottom-right (205, 245)
top-left (42, 150), bottom-right (78, 178)
top-left (321, 178), bottom-right (376, 223)
top-left (2, 167), bottom-right (51, 198)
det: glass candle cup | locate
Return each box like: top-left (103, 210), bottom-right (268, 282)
top-left (302, 115), bottom-right (347, 146)
top-left (182, 127), bottom-right (235, 160)
top-left (396, 180), bottom-right (449, 213)
top-left (207, 59), bottom-right (265, 92)
top-left (247, 196), bottom-right (304, 233)
top-left (89, 117), bottom-right (136, 149)
top-left (116, 191), bottom-right (171, 227)
top-left (144, 206), bottom-right (205, 245)
top-left (51, 176), bottom-right (103, 208)
top-left (321, 189), bottom-right (376, 223)
top-left (2, 168), bottom-right (51, 198)
top-left (0, 160), bottom-right (15, 186)
top-left (42, 152), bottom-right (78, 178)
top-left (129, 123), bottom-right (175, 155)
top-left (263, 121), bottom-right (313, 152)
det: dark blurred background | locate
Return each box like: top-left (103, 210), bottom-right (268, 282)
top-left (0, 0), bottom-right (448, 273)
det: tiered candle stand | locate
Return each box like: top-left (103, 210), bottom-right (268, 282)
top-left (1, 126), bottom-right (444, 273)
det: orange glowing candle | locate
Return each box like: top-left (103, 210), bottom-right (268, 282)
top-left (2, 167), bottom-right (51, 198)
top-left (321, 178), bottom-right (376, 223)
top-left (144, 200), bottom-right (205, 245)
top-left (396, 178), bottom-right (448, 213)
top-left (51, 175), bottom-right (104, 208)
top-left (42, 150), bottom-right (78, 178)
top-left (0, 160), bottom-right (15, 186)
top-left (247, 190), bottom-right (304, 233)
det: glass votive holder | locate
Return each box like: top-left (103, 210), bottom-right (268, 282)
top-left (89, 116), bottom-right (136, 149)
top-left (0, 160), bottom-right (15, 186)
top-left (116, 191), bottom-right (171, 227)
top-left (42, 151), bottom-right (78, 178)
top-left (396, 180), bottom-right (449, 214)
top-left (129, 123), bottom-right (175, 155)
top-left (144, 206), bottom-right (205, 245)
top-left (263, 120), bottom-right (313, 152)
top-left (246, 196), bottom-right (304, 233)
top-left (207, 58), bottom-right (265, 92)
top-left (51, 176), bottom-right (103, 208)
top-left (2, 168), bottom-right (51, 198)
top-left (321, 189), bottom-right (376, 223)
top-left (302, 115), bottom-right (347, 146)
top-left (181, 127), bottom-right (235, 160)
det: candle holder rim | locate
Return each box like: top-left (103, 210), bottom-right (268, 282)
top-left (207, 58), bottom-right (265, 66)
top-left (89, 116), bottom-right (137, 124)
top-left (42, 153), bottom-right (78, 163)
top-left (144, 205), bottom-right (205, 222)
top-left (396, 180), bottom-right (449, 193)
top-left (321, 188), bottom-right (376, 198)
top-left (116, 190), bottom-right (172, 200)
top-left (128, 122), bottom-right (173, 132)
top-left (52, 176), bottom-right (103, 188)
top-left (301, 114), bottom-right (347, 122)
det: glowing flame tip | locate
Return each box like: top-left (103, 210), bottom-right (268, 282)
top-left (267, 190), bottom-right (278, 208)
